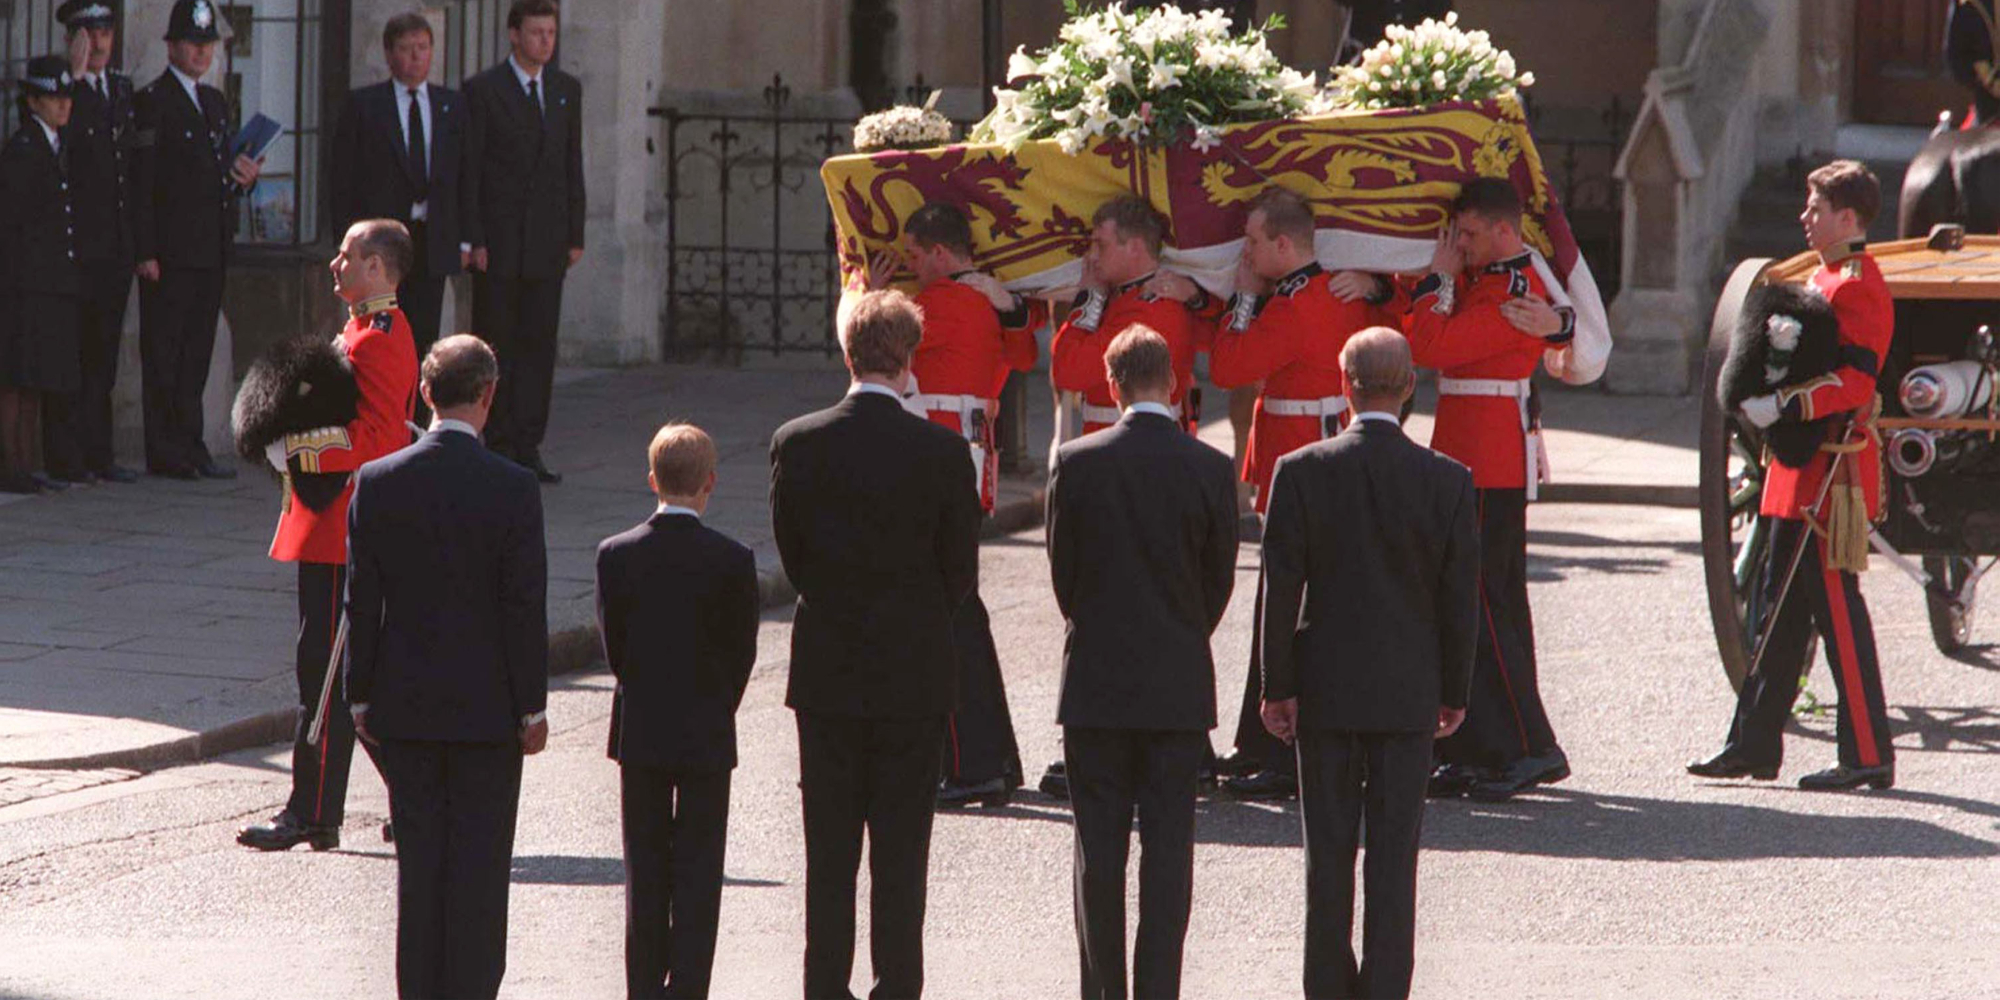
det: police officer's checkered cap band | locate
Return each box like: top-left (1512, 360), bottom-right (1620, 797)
top-left (70, 4), bottom-right (112, 19)
top-left (24, 73), bottom-right (69, 91)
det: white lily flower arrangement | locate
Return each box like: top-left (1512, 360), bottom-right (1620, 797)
top-left (971, 0), bottom-right (1315, 154)
top-left (853, 94), bottom-right (956, 154)
top-left (1320, 12), bottom-right (1535, 112)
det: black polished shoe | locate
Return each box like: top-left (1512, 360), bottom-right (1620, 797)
top-left (1797, 764), bottom-right (1894, 791)
top-left (94, 464), bottom-right (139, 484)
top-left (528, 459), bottom-right (562, 485)
top-left (1037, 760), bottom-right (1068, 799)
top-left (236, 811), bottom-right (340, 852)
top-left (1223, 768), bottom-right (1298, 802)
top-left (1685, 749), bottom-right (1779, 781)
top-left (0, 471), bottom-right (41, 495)
top-left (52, 470), bottom-right (97, 486)
top-left (938, 776), bottom-right (1012, 809)
top-left (1427, 763), bottom-right (1485, 799)
top-left (29, 472), bottom-right (68, 493)
top-left (149, 464), bottom-right (199, 481)
top-left (381, 820), bottom-right (395, 844)
top-left (195, 460), bottom-right (237, 480)
top-left (1468, 749), bottom-right (1571, 802)
top-left (1213, 749), bottom-right (1263, 779)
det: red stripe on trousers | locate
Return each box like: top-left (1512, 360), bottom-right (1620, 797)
top-left (946, 715), bottom-right (963, 777)
top-left (311, 581), bottom-right (336, 823)
top-left (1819, 559), bottom-right (1883, 768)
top-left (1476, 494), bottom-right (1532, 755)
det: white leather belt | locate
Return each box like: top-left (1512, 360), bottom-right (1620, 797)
top-left (912, 393), bottom-right (997, 419)
top-left (1263, 394), bottom-right (1347, 418)
top-left (1435, 377), bottom-right (1546, 500)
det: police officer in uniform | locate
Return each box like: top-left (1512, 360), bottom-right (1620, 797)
top-left (238, 220), bottom-right (420, 851)
top-left (57, 1), bottom-right (138, 484)
top-left (132, 0), bottom-right (261, 480)
top-left (0, 57), bottom-right (84, 495)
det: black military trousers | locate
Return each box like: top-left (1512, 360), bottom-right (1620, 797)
top-left (943, 593), bottom-right (1022, 785)
top-left (796, 710), bottom-right (944, 1000)
top-left (621, 765), bottom-right (732, 1000)
top-left (377, 737), bottom-right (524, 1000)
top-left (138, 265), bottom-right (223, 471)
top-left (1436, 488), bottom-right (1556, 769)
top-left (287, 563), bottom-right (381, 827)
top-left (1230, 574), bottom-right (1294, 775)
top-left (1296, 728), bottom-right (1432, 1000)
top-left (1724, 516), bottom-right (1896, 770)
top-left (473, 271), bottom-right (564, 463)
top-left (75, 260), bottom-right (133, 473)
top-left (1064, 727), bottom-right (1206, 1000)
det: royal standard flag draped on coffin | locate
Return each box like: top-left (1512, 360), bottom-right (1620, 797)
top-left (821, 96), bottom-right (1610, 384)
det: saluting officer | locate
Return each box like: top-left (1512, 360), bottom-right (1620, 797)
top-left (131, 0), bottom-right (261, 480)
top-left (57, 0), bottom-right (138, 484)
top-left (0, 57), bottom-right (85, 495)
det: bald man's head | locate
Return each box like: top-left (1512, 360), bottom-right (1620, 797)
top-left (1341, 327), bottom-right (1415, 413)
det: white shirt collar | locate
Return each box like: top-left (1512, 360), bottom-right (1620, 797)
top-left (431, 417), bottom-right (479, 438)
top-left (509, 54), bottom-right (542, 89)
top-left (167, 63), bottom-right (202, 107)
top-left (654, 502), bottom-right (701, 520)
top-left (33, 115), bottom-right (59, 154)
top-left (1127, 401), bottom-right (1178, 420)
top-left (1354, 411), bottom-right (1401, 426)
top-left (848, 381), bottom-right (904, 401)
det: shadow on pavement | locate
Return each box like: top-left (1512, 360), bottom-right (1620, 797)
top-left (1527, 529), bottom-right (1703, 556)
top-left (509, 853), bottom-right (788, 887)
top-left (1781, 703), bottom-right (2000, 756)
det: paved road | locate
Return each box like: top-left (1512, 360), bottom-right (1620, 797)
top-left (3, 503), bottom-right (1997, 999)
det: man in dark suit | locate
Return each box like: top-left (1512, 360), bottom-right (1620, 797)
top-left (1048, 325), bottom-right (1238, 1000)
top-left (131, 0), bottom-right (261, 479)
top-left (598, 421), bottom-right (760, 999)
top-left (58, 0), bottom-right (139, 483)
top-left (770, 289), bottom-right (982, 999)
top-left (1258, 327), bottom-right (1478, 1000)
top-left (347, 334), bottom-right (549, 1000)
top-left (462, 0), bottom-right (585, 483)
top-left (330, 11), bottom-right (467, 372)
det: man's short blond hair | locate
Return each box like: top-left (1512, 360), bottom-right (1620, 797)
top-left (841, 289), bottom-right (924, 377)
top-left (648, 422), bottom-right (717, 497)
top-left (1104, 324), bottom-right (1174, 397)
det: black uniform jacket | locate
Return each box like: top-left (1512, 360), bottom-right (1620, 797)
top-left (65, 70), bottom-right (136, 265)
top-left (131, 71), bottom-right (239, 268)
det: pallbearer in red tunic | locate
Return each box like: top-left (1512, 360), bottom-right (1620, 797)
top-left (1690, 161), bottom-right (1897, 791)
top-left (861, 201), bottom-right (1038, 805)
top-left (1398, 179), bottom-right (1574, 803)
top-left (1050, 195), bottom-right (1220, 438)
top-left (238, 220), bottom-right (419, 851)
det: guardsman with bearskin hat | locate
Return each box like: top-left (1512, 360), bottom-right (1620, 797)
top-left (236, 220), bottom-right (419, 851)
top-left (58, 0), bottom-right (140, 484)
top-left (1689, 160), bottom-right (1898, 791)
top-left (859, 201), bottom-right (1041, 807)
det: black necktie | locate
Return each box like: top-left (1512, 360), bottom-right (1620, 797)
top-left (526, 78), bottom-right (542, 120)
top-left (97, 75), bottom-right (107, 101)
top-left (407, 87), bottom-right (429, 199)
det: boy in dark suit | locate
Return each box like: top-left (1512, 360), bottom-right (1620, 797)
top-left (597, 422), bottom-right (760, 999)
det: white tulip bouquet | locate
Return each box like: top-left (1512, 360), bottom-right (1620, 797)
top-left (1322, 12), bottom-right (1535, 112)
top-left (970, 0), bottom-right (1317, 154)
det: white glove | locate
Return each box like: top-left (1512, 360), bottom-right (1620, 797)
top-left (264, 439), bottom-right (289, 474)
top-left (1740, 393), bottom-right (1781, 429)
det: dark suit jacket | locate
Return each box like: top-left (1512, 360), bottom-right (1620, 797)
top-left (461, 60), bottom-right (584, 279)
top-left (345, 428), bottom-right (548, 742)
top-left (329, 80), bottom-right (466, 277)
top-left (597, 512), bottom-right (760, 771)
top-left (131, 71), bottom-right (238, 268)
top-left (65, 70), bottom-right (136, 266)
top-left (1260, 418), bottom-right (1479, 734)
top-left (1048, 409), bottom-right (1239, 731)
top-left (770, 389), bottom-right (982, 718)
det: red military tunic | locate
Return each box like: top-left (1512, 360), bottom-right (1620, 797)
top-left (909, 273), bottom-right (1042, 513)
top-left (1210, 263), bottom-right (1393, 511)
top-left (1762, 241), bottom-right (1894, 520)
top-left (268, 300), bottom-right (419, 564)
top-left (1403, 253), bottom-right (1564, 489)
top-left (1050, 273), bottom-right (1218, 435)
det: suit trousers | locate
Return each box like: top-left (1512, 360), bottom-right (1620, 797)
top-left (472, 271), bottom-right (564, 462)
top-left (795, 710), bottom-right (945, 1000)
top-left (943, 593), bottom-right (1022, 785)
top-left (377, 737), bottom-right (524, 1000)
top-left (287, 563), bottom-right (381, 827)
top-left (138, 265), bottom-right (223, 471)
top-left (1436, 488), bottom-right (1555, 768)
top-left (622, 765), bottom-right (733, 1000)
top-left (1063, 727), bottom-right (1207, 1000)
top-left (41, 389), bottom-right (83, 480)
top-left (1296, 729), bottom-right (1432, 1000)
top-left (1230, 575), bottom-right (1293, 774)
top-left (1725, 516), bottom-right (1895, 770)
top-left (74, 261), bottom-right (132, 473)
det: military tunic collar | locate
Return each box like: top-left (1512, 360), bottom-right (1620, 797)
top-left (1275, 261), bottom-right (1325, 296)
top-left (1483, 250), bottom-right (1534, 274)
top-left (1817, 239), bottom-right (1867, 267)
top-left (349, 293), bottom-right (398, 319)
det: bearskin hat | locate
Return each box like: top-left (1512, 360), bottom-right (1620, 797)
top-left (1719, 281), bottom-right (1843, 468)
top-left (231, 336), bottom-right (361, 466)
